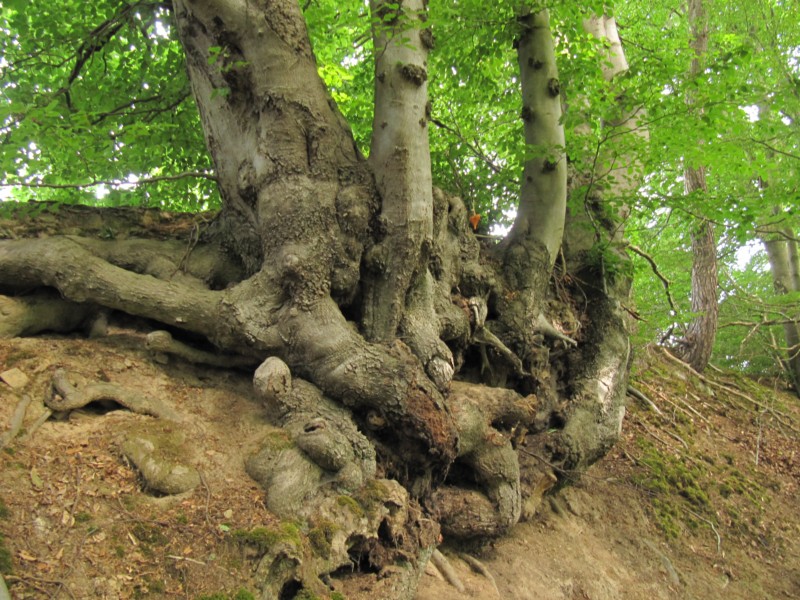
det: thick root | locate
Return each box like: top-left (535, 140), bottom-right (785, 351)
top-left (430, 382), bottom-right (537, 539)
top-left (146, 330), bottom-right (257, 368)
top-left (121, 426), bottom-right (201, 495)
top-left (246, 357), bottom-right (439, 597)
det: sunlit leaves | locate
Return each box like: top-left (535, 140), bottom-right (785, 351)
top-left (0, 0), bottom-right (212, 210)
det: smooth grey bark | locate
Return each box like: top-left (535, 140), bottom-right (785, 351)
top-left (762, 231), bottom-right (800, 395)
top-left (364, 0), bottom-right (454, 391)
top-left (506, 8), bottom-right (566, 271)
top-left (364, 0), bottom-right (433, 339)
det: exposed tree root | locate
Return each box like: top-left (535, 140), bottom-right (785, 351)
top-left (0, 186), bottom-right (635, 592)
top-left (146, 330), bottom-right (257, 368)
top-left (431, 382), bottom-right (537, 539)
top-left (460, 553), bottom-right (500, 595)
top-left (245, 356), bottom-right (439, 596)
top-left (0, 292), bottom-right (94, 338)
top-left (0, 237), bottom-right (459, 467)
top-left (627, 385), bottom-right (664, 416)
top-left (430, 550), bottom-right (464, 593)
top-left (121, 427), bottom-right (201, 495)
top-left (49, 369), bottom-right (180, 421)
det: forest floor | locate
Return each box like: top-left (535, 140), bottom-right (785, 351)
top-left (0, 324), bottom-right (798, 600)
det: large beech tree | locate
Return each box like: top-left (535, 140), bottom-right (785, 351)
top-left (0, 1), bottom-right (634, 597)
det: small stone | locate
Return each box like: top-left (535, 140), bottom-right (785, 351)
top-left (1, 367), bottom-right (29, 389)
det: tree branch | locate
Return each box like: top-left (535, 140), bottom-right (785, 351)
top-left (429, 117), bottom-right (511, 178)
top-left (627, 243), bottom-right (678, 314)
top-left (749, 137), bottom-right (800, 162)
top-left (1, 171), bottom-right (218, 190)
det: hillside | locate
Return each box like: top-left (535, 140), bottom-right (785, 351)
top-left (1, 328), bottom-right (798, 599)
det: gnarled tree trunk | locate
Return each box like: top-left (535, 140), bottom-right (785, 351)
top-left (0, 1), bottom-right (633, 597)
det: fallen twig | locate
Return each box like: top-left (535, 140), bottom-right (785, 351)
top-left (685, 508), bottom-right (722, 555)
top-left (631, 414), bottom-right (687, 450)
top-left (19, 408), bottom-right (53, 443)
top-left (167, 555), bottom-right (207, 566)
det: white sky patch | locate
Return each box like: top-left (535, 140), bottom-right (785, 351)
top-left (119, 174), bottom-right (140, 191)
top-left (153, 20), bottom-right (170, 39)
top-left (742, 104), bottom-right (759, 122)
top-left (735, 239), bottom-right (761, 270)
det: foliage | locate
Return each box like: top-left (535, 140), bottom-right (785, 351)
top-left (618, 0), bottom-right (799, 378)
top-left (1, 0), bottom-right (798, 380)
top-left (0, 0), bottom-right (213, 209)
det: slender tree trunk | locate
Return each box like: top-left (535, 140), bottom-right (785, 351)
top-left (676, 0), bottom-right (718, 373)
top-left (506, 8), bottom-right (566, 271)
top-left (362, 0), bottom-right (454, 390)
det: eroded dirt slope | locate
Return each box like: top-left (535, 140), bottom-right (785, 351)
top-left (1, 329), bottom-right (798, 599)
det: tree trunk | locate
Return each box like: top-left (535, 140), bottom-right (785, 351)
top-left (675, 0), bottom-right (719, 373)
top-left (678, 215), bottom-right (719, 372)
top-left (762, 231), bottom-right (800, 395)
top-left (506, 8), bottom-right (566, 271)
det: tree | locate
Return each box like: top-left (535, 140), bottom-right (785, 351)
top-left (0, 1), bottom-right (632, 597)
top-left (619, 0), bottom-right (800, 386)
top-left (670, 0), bottom-right (718, 372)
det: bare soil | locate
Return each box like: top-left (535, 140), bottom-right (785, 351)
top-left (1, 328), bottom-right (798, 599)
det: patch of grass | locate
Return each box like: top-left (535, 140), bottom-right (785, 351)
top-left (0, 497), bottom-right (9, 519)
top-left (635, 439), bottom-right (710, 509)
top-left (132, 523), bottom-right (169, 545)
top-left (75, 511), bottom-right (92, 523)
top-left (632, 438), bottom-right (713, 537)
top-left (0, 533), bottom-right (12, 574)
top-left (131, 523), bottom-right (169, 557)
